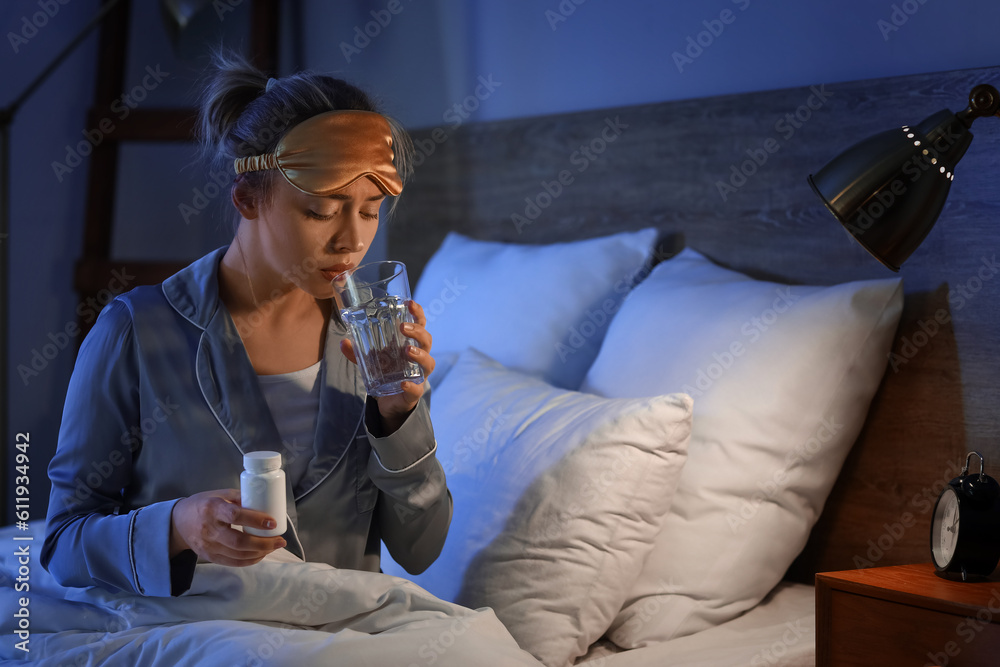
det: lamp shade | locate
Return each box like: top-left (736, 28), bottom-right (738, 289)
top-left (808, 110), bottom-right (972, 271)
top-left (809, 84), bottom-right (999, 271)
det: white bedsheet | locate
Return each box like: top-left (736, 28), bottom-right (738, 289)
top-left (2, 519), bottom-right (815, 666)
top-left (1, 524), bottom-right (541, 666)
top-left (576, 582), bottom-right (816, 667)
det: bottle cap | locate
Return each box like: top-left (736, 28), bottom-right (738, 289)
top-left (243, 451), bottom-right (282, 473)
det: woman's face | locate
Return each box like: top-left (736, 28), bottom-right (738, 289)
top-left (255, 175), bottom-right (385, 299)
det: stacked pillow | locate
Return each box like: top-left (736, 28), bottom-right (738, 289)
top-left (411, 228), bottom-right (658, 389)
top-left (385, 234), bottom-right (903, 665)
top-left (381, 348), bottom-right (692, 667)
top-left (581, 248), bottom-right (903, 644)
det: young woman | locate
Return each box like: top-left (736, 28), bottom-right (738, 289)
top-left (41, 51), bottom-right (450, 597)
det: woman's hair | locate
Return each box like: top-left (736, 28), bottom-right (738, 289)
top-left (196, 49), bottom-right (413, 219)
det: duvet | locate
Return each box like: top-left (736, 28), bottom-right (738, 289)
top-left (0, 530), bottom-right (541, 667)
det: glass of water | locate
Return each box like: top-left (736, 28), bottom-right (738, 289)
top-left (332, 261), bottom-right (424, 397)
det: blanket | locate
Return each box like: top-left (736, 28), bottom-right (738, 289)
top-left (0, 525), bottom-right (541, 666)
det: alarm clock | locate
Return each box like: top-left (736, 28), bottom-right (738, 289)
top-left (930, 451), bottom-right (1000, 581)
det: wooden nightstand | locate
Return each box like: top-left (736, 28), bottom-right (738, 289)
top-left (816, 563), bottom-right (1000, 666)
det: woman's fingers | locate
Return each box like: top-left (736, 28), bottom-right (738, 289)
top-left (207, 530), bottom-right (284, 562)
top-left (401, 300), bottom-right (434, 378)
top-left (406, 344), bottom-right (435, 377)
top-left (172, 489), bottom-right (286, 566)
top-left (407, 299), bottom-right (428, 328)
top-left (401, 321), bottom-right (432, 351)
top-left (403, 301), bottom-right (432, 349)
top-left (209, 495), bottom-right (286, 552)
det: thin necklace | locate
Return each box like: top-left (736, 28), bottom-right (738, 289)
top-left (235, 232), bottom-right (261, 310)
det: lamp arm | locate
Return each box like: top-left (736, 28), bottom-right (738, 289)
top-left (957, 84), bottom-right (1000, 127)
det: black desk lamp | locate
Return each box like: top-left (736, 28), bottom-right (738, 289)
top-left (809, 82), bottom-right (1000, 583)
top-left (808, 84), bottom-right (1000, 271)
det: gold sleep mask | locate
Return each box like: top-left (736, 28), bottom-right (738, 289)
top-left (233, 110), bottom-right (403, 197)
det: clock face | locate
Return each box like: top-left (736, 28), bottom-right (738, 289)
top-left (932, 487), bottom-right (960, 568)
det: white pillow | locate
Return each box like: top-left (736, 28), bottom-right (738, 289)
top-left (413, 228), bottom-right (658, 389)
top-left (381, 348), bottom-right (692, 667)
top-left (580, 247), bottom-right (903, 646)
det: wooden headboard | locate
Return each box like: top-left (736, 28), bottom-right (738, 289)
top-left (388, 65), bottom-right (1000, 582)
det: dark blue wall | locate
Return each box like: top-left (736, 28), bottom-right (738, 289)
top-left (3, 0), bottom-right (998, 522)
top-left (305, 1), bottom-right (1000, 127)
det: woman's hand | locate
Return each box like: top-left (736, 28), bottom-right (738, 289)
top-left (341, 299), bottom-right (435, 434)
top-left (169, 489), bottom-right (287, 565)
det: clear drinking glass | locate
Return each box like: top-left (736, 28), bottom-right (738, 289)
top-left (332, 261), bottom-right (424, 397)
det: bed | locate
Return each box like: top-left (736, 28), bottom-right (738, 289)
top-left (3, 64), bottom-right (999, 666)
top-left (378, 62), bottom-right (1000, 665)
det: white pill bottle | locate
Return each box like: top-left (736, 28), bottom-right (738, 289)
top-left (240, 451), bottom-right (287, 537)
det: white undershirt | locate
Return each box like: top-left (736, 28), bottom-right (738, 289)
top-left (256, 359), bottom-right (322, 487)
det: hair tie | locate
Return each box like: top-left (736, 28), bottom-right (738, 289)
top-left (265, 77), bottom-right (278, 93)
